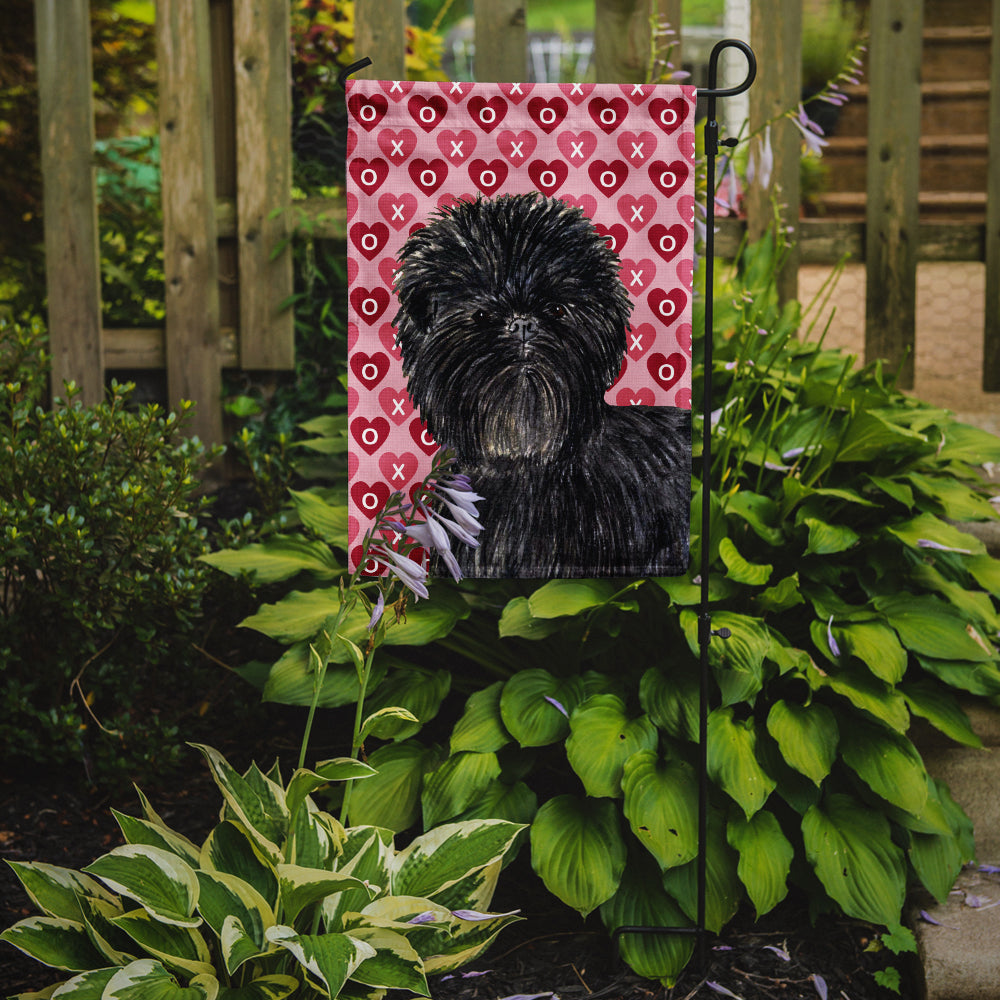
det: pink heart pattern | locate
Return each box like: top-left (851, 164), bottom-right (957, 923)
top-left (345, 79), bottom-right (695, 554)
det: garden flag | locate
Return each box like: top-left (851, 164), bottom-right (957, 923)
top-left (346, 79), bottom-right (695, 579)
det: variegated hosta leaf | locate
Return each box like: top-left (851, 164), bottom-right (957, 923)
top-left (214, 974), bottom-right (299, 1000)
top-left (425, 859), bottom-right (501, 915)
top-left (391, 820), bottom-right (524, 901)
top-left (285, 760), bottom-right (376, 823)
top-left (276, 864), bottom-right (375, 925)
top-left (706, 707), bottom-right (776, 819)
top-left (195, 871), bottom-right (274, 974)
top-left (46, 966), bottom-right (118, 997)
top-left (323, 829), bottom-right (393, 931)
top-left (288, 802), bottom-right (343, 870)
top-left (450, 681), bottom-right (511, 754)
top-left (77, 894), bottom-right (136, 966)
top-left (110, 908), bottom-right (214, 978)
top-left (265, 925), bottom-right (375, 998)
top-left (102, 958), bottom-right (218, 999)
top-left (727, 810), bottom-right (793, 918)
top-left (802, 793), bottom-right (906, 926)
top-left (529, 795), bottom-right (626, 917)
top-left (112, 811), bottom-right (201, 868)
top-left (621, 751), bottom-right (699, 871)
top-left (765, 700), bottom-right (838, 786)
top-left (83, 846), bottom-right (200, 928)
top-left (0, 916), bottom-right (107, 972)
top-left (565, 695), bottom-right (658, 799)
top-left (421, 907), bottom-right (522, 975)
top-left (200, 822), bottom-right (278, 910)
top-left (344, 926), bottom-right (429, 995)
top-left (4, 861), bottom-right (117, 922)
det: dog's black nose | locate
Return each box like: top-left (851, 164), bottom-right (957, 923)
top-left (506, 315), bottom-right (538, 342)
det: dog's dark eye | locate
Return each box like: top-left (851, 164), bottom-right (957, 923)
top-left (549, 303), bottom-right (568, 319)
top-left (472, 309), bottom-right (491, 325)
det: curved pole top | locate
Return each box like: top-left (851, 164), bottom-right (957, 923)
top-left (701, 39), bottom-right (756, 99)
top-left (337, 57), bottom-right (373, 90)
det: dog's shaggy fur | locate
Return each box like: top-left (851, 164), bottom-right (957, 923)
top-left (393, 193), bottom-right (690, 577)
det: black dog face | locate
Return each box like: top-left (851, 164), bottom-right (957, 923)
top-left (393, 194), bottom-right (632, 463)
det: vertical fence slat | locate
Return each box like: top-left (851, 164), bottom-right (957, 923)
top-left (157, 0), bottom-right (223, 445)
top-left (983, 0), bottom-right (1000, 390)
top-left (474, 0), bottom-right (526, 82)
top-left (746, 0), bottom-right (801, 305)
top-left (864, 0), bottom-right (923, 389)
top-left (594, 0), bottom-right (654, 84)
top-left (354, 0), bottom-right (406, 80)
top-left (34, 0), bottom-right (103, 405)
top-left (233, 0), bottom-right (294, 370)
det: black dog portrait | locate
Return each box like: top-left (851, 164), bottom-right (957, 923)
top-left (393, 193), bottom-right (690, 578)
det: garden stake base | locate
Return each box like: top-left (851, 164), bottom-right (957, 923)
top-left (612, 38), bottom-right (757, 974)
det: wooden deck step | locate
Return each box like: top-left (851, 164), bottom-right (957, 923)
top-left (813, 190), bottom-right (987, 222)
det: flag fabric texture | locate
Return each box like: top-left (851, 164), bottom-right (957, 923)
top-left (346, 78), bottom-right (696, 579)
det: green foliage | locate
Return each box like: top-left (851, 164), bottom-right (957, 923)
top-left (1, 744), bottom-right (524, 998)
top-left (0, 317), bottom-right (220, 783)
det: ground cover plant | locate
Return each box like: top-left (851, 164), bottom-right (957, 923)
top-left (204, 230), bottom-right (1000, 986)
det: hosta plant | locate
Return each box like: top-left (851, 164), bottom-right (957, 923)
top-left (1, 744), bottom-right (523, 999)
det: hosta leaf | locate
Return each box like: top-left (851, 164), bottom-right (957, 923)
top-left (935, 421), bottom-right (1000, 464)
top-left (0, 917), bottom-right (106, 971)
top-left (46, 967), bottom-right (118, 998)
top-left (718, 537), bottom-right (773, 585)
top-left (916, 655), bottom-right (1000, 697)
top-left (680, 610), bottom-right (770, 706)
top-left (807, 661), bottom-right (909, 732)
top-left (347, 740), bottom-right (442, 832)
top-left (83, 846), bottom-right (200, 928)
top-left (802, 793), bottom-right (906, 926)
top-left (453, 779), bottom-right (538, 827)
top-left (345, 926), bottom-right (428, 994)
top-left (621, 751), bottom-right (698, 871)
top-left (288, 489), bottom-right (349, 546)
top-left (727, 811), bottom-right (793, 917)
top-left (360, 706), bottom-right (421, 742)
top-left (450, 682), bottom-right (511, 754)
top-left (906, 472), bottom-right (998, 521)
top-left (200, 535), bottom-right (341, 584)
top-left (265, 926), bottom-right (375, 998)
top-left (393, 820), bottom-right (524, 900)
top-left (215, 975), bottom-right (299, 1000)
top-left (901, 680), bottom-right (982, 748)
top-left (103, 959), bottom-right (218, 1000)
top-left (260, 643), bottom-right (388, 709)
top-left (322, 829), bottom-right (394, 931)
top-left (886, 512), bottom-right (985, 556)
top-left (421, 751), bottom-right (502, 828)
top-left (112, 812), bottom-right (201, 868)
top-left (111, 909), bottom-right (214, 978)
top-left (362, 667), bottom-right (451, 740)
top-left (639, 663), bottom-right (699, 742)
top-left (765, 700), bottom-right (838, 786)
top-left (838, 718), bottom-right (928, 816)
top-left (877, 592), bottom-right (996, 664)
top-left (966, 553), bottom-right (1000, 597)
top-left (755, 573), bottom-right (804, 614)
top-left (529, 795), bottom-right (626, 917)
top-left (276, 865), bottom-right (374, 925)
top-left (832, 621), bottom-right (907, 684)
top-left (566, 695), bottom-right (658, 798)
top-left (497, 597), bottom-right (564, 639)
top-left (423, 906), bottom-right (522, 974)
top-left (835, 410), bottom-right (927, 463)
top-left (527, 579), bottom-right (618, 618)
top-left (599, 853), bottom-right (694, 987)
top-left (195, 871), bottom-right (273, 973)
top-left (285, 759), bottom-right (376, 822)
top-left (803, 517), bottom-right (859, 556)
top-left (5, 862), bottom-right (117, 923)
top-left (499, 670), bottom-right (585, 747)
top-left (909, 827), bottom-right (965, 905)
top-left (707, 708), bottom-right (775, 818)
top-left (724, 490), bottom-right (784, 545)
top-left (200, 822), bottom-right (278, 909)
top-left (75, 894), bottom-right (136, 967)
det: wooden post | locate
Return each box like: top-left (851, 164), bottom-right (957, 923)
top-left (864, 0), bottom-right (923, 389)
top-left (233, 0), bottom-right (294, 369)
top-left (157, 0), bottom-right (223, 445)
top-left (34, 0), bottom-right (104, 405)
top-left (594, 0), bottom-right (655, 84)
top-left (354, 0), bottom-right (406, 81)
top-left (473, 0), bottom-right (526, 82)
top-left (657, 0), bottom-right (683, 75)
top-left (983, 0), bottom-right (1000, 390)
top-left (746, 0), bottom-right (801, 305)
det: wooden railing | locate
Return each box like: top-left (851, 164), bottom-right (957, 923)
top-left (32, 0), bottom-right (1000, 445)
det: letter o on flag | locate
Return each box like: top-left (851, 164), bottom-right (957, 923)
top-left (600, 170), bottom-right (617, 189)
top-left (420, 168), bottom-right (437, 188)
top-left (361, 233), bottom-right (379, 252)
top-left (539, 107), bottom-right (556, 125)
top-left (361, 297), bottom-right (379, 317)
top-left (361, 427), bottom-right (379, 447)
top-left (659, 233), bottom-right (677, 254)
top-left (479, 106), bottom-right (496, 124)
top-left (362, 362), bottom-right (379, 382)
top-left (539, 170), bottom-right (556, 188)
top-left (361, 491), bottom-right (380, 511)
top-left (480, 169), bottom-right (497, 188)
top-left (659, 361), bottom-right (675, 382)
top-left (419, 106), bottom-right (437, 124)
top-left (361, 168), bottom-right (378, 187)
top-left (600, 107), bottom-right (617, 126)
top-left (659, 107), bottom-right (678, 127)
top-left (658, 297), bottom-right (677, 320)
top-left (360, 103), bottom-right (377, 122)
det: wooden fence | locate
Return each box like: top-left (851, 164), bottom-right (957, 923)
top-left (33, 0), bottom-right (1000, 445)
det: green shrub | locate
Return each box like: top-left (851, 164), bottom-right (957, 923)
top-left (0, 317), bottom-right (220, 783)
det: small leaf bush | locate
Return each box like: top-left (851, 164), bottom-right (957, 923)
top-left (2, 743), bottom-right (523, 998)
top-left (0, 317), bottom-right (219, 782)
top-left (207, 234), bottom-right (1000, 984)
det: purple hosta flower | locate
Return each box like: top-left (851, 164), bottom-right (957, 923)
top-left (707, 983), bottom-right (742, 999)
top-left (544, 695), bottom-right (569, 718)
top-left (367, 589), bottom-right (385, 631)
top-left (791, 104), bottom-right (829, 156)
top-left (979, 864), bottom-right (1000, 874)
top-left (747, 124), bottom-right (774, 191)
top-left (407, 911), bottom-right (438, 925)
top-left (917, 538), bottom-right (973, 555)
top-left (714, 156), bottom-right (741, 215)
top-left (763, 944), bottom-right (791, 962)
top-left (919, 909), bottom-right (958, 929)
top-left (827, 615), bottom-right (842, 657)
top-left (441, 970), bottom-right (493, 981)
top-left (812, 974), bottom-right (828, 1000)
top-left (451, 908), bottom-right (521, 921)
top-left (368, 544), bottom-right (429, 600)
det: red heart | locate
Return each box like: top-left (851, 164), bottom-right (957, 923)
top-left (346, 192), bottom-right (358, 221)
top-left (500, 81), bottom-right (534, 103)
top-left (350, 416), bottom-right (390, 456)
top-left (349, 221), bottom-right (390, 262)
top-left (379, 79), bottom-right (413, 101)
top-left (377, 128), bottom-right (417, 165)
top-left (408, 157), bottom-right (449, 195)
top-left (378, 257), bottom-right (397, 288)
top-left (617, 193), bottom-right (657, 231)
top-left (378, 192), bottom-right (418, 231)
top-left (437, 192), bottom-right (476, 212)
top-left (347, 91), bottom-right (387, 131)
top-left (619, 258), bottom-right (657, 294)
top-left (615, 386), bottom-right (655, 406)
top-left (438, 80), bottom-right (469, 103)
top-left (677, 257), bottom-right (695, 288)
top-left (648, 288), bottom-right (687, 328)
top-left (526, 96), bottom-right (567, 134)
top-left (649, 96), bottom-right (689, 135)
top-left (594, 223), bottom-right (628, 254)
top-left (621, 82), bottom-right (652, 105)
top-left (350, 286), bottom-right (391, 325)
top-left (588, 95), bottom-right (628, 134)
top-left (350, 351), bottom-right (390, 390)
top-left (409, 417), bottom-right (438, 456)
top-left (379, 386), bottom-right (413, 425)
top-left (349, 157), bottom-right (388, 195)
top-left (626, 322), bottom-right (656, 358)
top-left (379, 322), bottom-right (403, 360)
top-left (347, 386), bottom-right (359, 413)
top-left (407, 93), bottom-right (448, 132)
top-left (468, 95), bottom-right (508, 133)
top-left (347, 321), bottom-right (359, 351)
top-left (351, 479), bottom-right (391, 518)
top-left (527, 159), bottom-right (568, 196)
top-left (588, 159), bottom-right (629, 196)
top-left (347, 257), bottom-right (358, 284)
top-left (379, 450), bottom-right (419, 484)
top-left (560, 193), bottom-right (597, 218)
top-left (497, 128), bottom-right (537, 165)
top-left (676, 322), bottom-right (692, 351)
top-left (437, 128), bottom-right (477, 162)
top-left (648, 223), bottom-right (689, 263)
top-left (675, 388), bottom-right (692, 409)
top-left (617, 130), bottom-right (658, 164)
top-left (556, 130), bottom-right (597, 167)
top-left (348, 452), bottom-right (359, 479)
top-left (353, 544), bottom-right (387, 577)
top-left (346, 129), bottom-right (357, 158)
top-left (468, 158), bottom-right (509, 196)
top-left (559, 82), bottom-right (594, 105)
top-left (648, 159), bottom-right (690, 198)
top-left (647, 352), bottom-right (687, 392)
